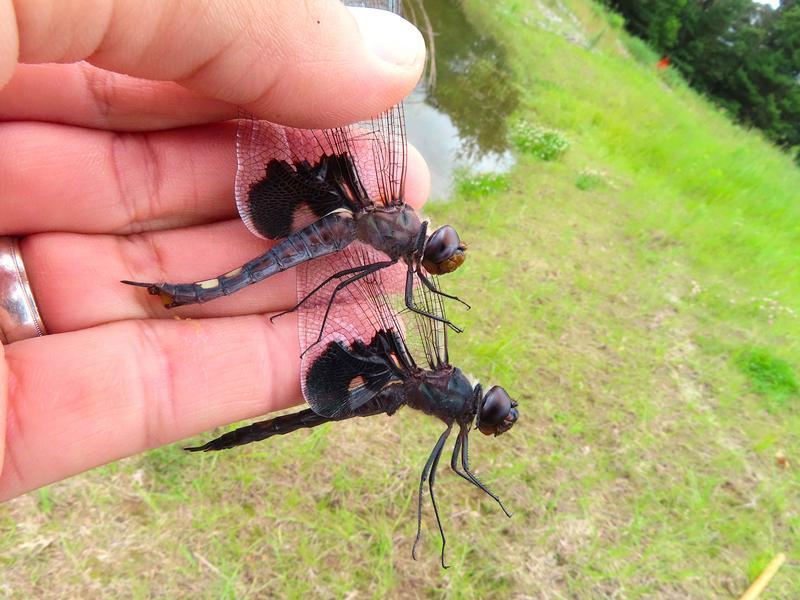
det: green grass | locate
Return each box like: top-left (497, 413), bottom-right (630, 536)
top-left (574, 168), bottom-right (607, 191)
top-left (734, 347), bottom-right (799, 412)
top-left (455, 171), bottom-right (511, 197)
top-left (2, 0), bottom-right (800, 597)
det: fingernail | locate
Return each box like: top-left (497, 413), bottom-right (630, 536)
top-left (349, 7), bottom-right (425, 67)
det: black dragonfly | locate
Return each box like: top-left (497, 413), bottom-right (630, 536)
top-left (122, 0), bottom-right (468, 342)
top-left (186, 245), bottom-right (519, 567)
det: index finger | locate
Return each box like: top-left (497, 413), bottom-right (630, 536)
top-left (1, 1), bottom-right (425, 129)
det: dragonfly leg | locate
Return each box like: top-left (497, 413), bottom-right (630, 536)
top-left (412, 221), bottom-right (469, 309)
top-left (301, 260), bottom-right (395, 356)
top-left (416, 268), bottom-right (471, 310)
top-left (412, 424), bottom-right (452, 565)
top-left (450, 429), bottom-right (482, 490)
top-left (271, 259), bottom-right (395, 324)
top-left (414, 220), bottom-right (429, 254)
top-left (461, 430), bottom-right (512, 518)
top-left (404, 265), bottom-right (464, 333)
top-left (449, 430), bottom-right (463, 474)
top-left (184, 409), bottom-right (331, 452)
top-left (428, 425), bottom-right (452, 569)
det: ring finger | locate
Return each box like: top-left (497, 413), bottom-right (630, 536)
top-left (23, 219), bottom-right (293, 333)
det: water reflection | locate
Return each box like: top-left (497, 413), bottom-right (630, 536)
top-left (404, 0), bottom-right (519, 199)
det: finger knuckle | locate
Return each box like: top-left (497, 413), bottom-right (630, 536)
top-left (116, 233), bottom-right (169, 315)
top-left (130, 320), bottom-right (178, 449)
top-left (107, 131), bottom-right (166, 234)
top-left (81, 62), bottom-right (119, 120)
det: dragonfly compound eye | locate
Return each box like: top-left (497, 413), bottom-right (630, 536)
top-left (422, 225), bottom-right (466, 275)
top-left (478, 386), bottom-right (519, 436)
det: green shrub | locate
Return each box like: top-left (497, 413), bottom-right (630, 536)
top-left (510, 121), bottom-right (570, 160)
top-left (607, 11), bottom-right (625, 29)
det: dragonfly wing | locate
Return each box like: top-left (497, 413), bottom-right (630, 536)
top-left (235, 2), bottom-right (409, 238)
top-left (235, 117), bottom-right (355, 239)
top-left (346, 1), bottom-right (402, 10)
top-left (298, 243), bottom-right (409, 419)
top-left (235, 110), bottom-right (408, 239)
top-left (304, 331), bottom-right (397, 419)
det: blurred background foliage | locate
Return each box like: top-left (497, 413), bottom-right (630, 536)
top-left (604, 0), bottom-right (800, 162)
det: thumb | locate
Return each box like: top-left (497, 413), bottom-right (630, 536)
top-left (3, 0), bottom-right (425, 128)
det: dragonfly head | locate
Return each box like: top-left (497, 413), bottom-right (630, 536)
top-left (476, 386), bottom-right (519, 436)
top-left (422, 225), bottom-right (466, 275)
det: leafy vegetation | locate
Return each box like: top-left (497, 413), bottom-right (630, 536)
top-left (2, 0), bottom-right (799, 597)
top-left (510, 121), bottom-right (571, 160)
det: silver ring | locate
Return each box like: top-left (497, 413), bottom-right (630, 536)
top-left (0, 237), bottom-right (47, 344)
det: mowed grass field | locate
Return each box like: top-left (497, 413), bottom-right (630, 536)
top-left (2, 0), bottom-right (799, 597)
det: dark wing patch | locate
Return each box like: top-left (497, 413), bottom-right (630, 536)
top-left (305, 334), bottom-right (401, 419)
top-left (244, 155), bottom-right (360, 239)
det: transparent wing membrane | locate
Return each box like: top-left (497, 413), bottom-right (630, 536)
top-left (298, 247), bottom-right (450, 419)
top-left (235, 105), bottom-right (407, 241)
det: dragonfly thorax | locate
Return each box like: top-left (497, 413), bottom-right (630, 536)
top-left (409, 367), bottom-right (477, 425)
top-left (355, 204), bottom-right (422, 259)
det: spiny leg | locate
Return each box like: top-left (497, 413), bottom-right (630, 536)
top-left (411, 432), bottom-right (442, 561)
top-left (404, 266), bottom-right (464, 333)
top-left (270, 260), bottom-right (394, 323)
top-left (411, 221), bottom-right (470, 310)
top-left (416, 269), bottom-right (471, 310)
top-left (412, 424), bottom-right (452, 562)
top-left (450, 431), bottom-right (464, 476)
top-left (461, 430), bottom-right (512, 518)
top-left (450, 430), bottom-right (482, 491)
top-left (428, 425), bottom-right (451, 569)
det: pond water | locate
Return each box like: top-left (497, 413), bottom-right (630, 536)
top-left (404, 0), bottom-right (519, 199)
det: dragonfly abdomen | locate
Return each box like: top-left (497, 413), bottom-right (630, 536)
top-left (128, 212), bottom-right (358, 308)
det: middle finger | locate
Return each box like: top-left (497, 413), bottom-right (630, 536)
top-left (1, 117), bottom-right (430, 235)
top-left (24, 136), bottom-right (430, 333)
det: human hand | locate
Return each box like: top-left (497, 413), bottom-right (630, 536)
top-left (0, 0), bottom-right (429, 501)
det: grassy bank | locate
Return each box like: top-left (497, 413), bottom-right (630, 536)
top-left (2, 0), bottom-right (798, 597)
